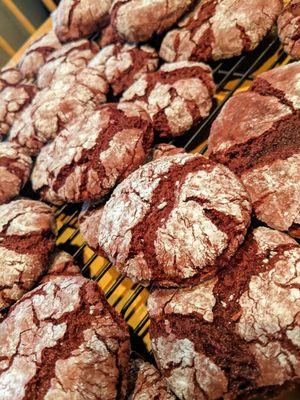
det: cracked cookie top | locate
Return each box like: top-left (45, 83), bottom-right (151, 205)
top-left (97, 153), bottom-right (251, 287)
top-left (0, 275), bottom-right (131, 399)
top-left (37, 38), bottom-right (99, 89)
top-left (278, 0), bottom-right (300, 60)
top-left (0, 67), bottom-right (23, 92)
top-left (54, 0), bottom-right (111, 42)
top-left (9, 66), bottom-right (108, 156)
top-left (90, 43), bottom-right (159, 95)
top-left (209, 62), bottom-right (300, 236)
top-left (111, 0), bottom-right (195, 43)
top-left (149, 227), bottom-right (300, 400)
top-left (0, 199), bottom-right (56, 309)
top-left (160, 0), bottom-right (283, 62)
top-left (0, 142), bottom-right (32, 205)
top-left (41, 250), bottom-right (81, 283)
top-left (19, 31), bottom-right (62, 79)
top-left (122, 61), bottom-right (215, 138)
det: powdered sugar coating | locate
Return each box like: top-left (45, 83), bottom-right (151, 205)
top-left (9, 67), bottom-right (108, 156)
top-left (149, 227), bottom-right (300, 399)
top-left (90, 43), bottom-right (159, 95)
top-left (98, 153), bottom-right (251, 287)
top-left (0, 276), bottom-right (131, 399)
top-left (79, 201), bottom-right (104, 251)
top-left (45, 102), bottom-right (154, 203)
top-left (0, 142), bottom-right (32, 205)
top-left (111, 0), bottom-right (195, 42)
top-left (122, 61), bottom-right (215, 137)
top-left (41, 250), bottom-right (80, 283)
top-left (54, 0), bottom-right (111, 42)
top-left (278, 0), bottom-right (300, 60)
top-left (19, 31), bottom-right (62, 79)
top-left (37, 39), bottom-right (99, 89)
top-left (160, 0), bottom-right (283, 62)
top-left (0, 68), bottom-right (23, 92)
top-left (0, 199), bottom-right (56, 309)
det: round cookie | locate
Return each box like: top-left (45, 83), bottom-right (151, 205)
top-left (209, 62), bottom-right (300, 237)
top-left (278, 0), bottom-right (300, 60)
top-left (160, 0), bottom-right (283, 62)
top-left (9, 66), bottom-right (108, 156)
top-left (0, 199), bottom-right (56, 309)
top-left (19, 31), bottom-right (62, 79)
top-left (122, 61), bottom-right (215, 138)
top-left (79, 201), bottom-right (104, 251)
top-left (97, 153), bottom-right (252, 287)
top-left (41, 250), bottom-right (81, 283)
top-left (54, 0), bottom-right (111, 42)
top-left (90, 43), bottom-right (159, 96)
top-left (111, 0), bottom-right (195, 43)
top-left (46, 102), bottom-right (154, 203)
top-left (0, 67), bottom-right (23, 92)
top-left (149, 227), bottom-right (300, 400)
top-left (0, 142), bottom-right (32, 204)
top-left (37, 39), bottom-right (99, 89)
top-left (0, 275), bottom-right (131, 399)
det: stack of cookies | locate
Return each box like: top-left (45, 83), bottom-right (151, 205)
top-left (0, 0), bottom-right (299, 399)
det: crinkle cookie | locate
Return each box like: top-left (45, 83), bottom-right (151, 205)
top-left (0, 80), bottom-right (36, 140)
top-left (54, 0), bottom-right (111, 42)
top-left (0, 275), bottom-right (131, 399)
top-left (45, 102), bottom-right (154, 203)
top-left (209, 62), bottom-right (300, 237)
top-left (90, 43), bottom-right (159, 95)
top-left (97, 153), bottom-right (251, 287)
top-left (79, 201), bottom-right (104, 251)
top-left (149, 227), bottom-right (300, 400)
top-left (160, 0), bottom-right (283, 62)
top-left (41, 250), bottom-right (80, 283)
top-left (278, 0), bottom-right (300, 60)
top-left (0, 67), bottom-right (23, 92)
top-left (0, 142), bottom-right (32, 205)
top-left (111, 0), bottom-right (195, 42)
top-left (9, 66), bottom-right (108, 156)
top-left (0, 199), bottom-right (56, 309)
top-left (37, 38), bottom-right (99, 88)
top-left (152, 143), bottom-right (185, 160)
top-left (122, 61), bottom-right (215, 138)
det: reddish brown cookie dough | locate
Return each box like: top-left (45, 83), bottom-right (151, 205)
top-left (98, 23), bottom-right (120, 48)
top-left (122, 61), bottom-right (215, 138)
top-left (19, 31), bottom-right (62, 79)
top-left (0, 142), bottom-right (32, 205)
top-left (160, 0), bottom-right (283, 62)
top-left (0, 67), bottom-right (23, 92)
top-left (90, 43), bottom-right (159, 95)
top-left (0, 199), bottom-right (56, 309)
top-left (79, 201), bottom-right (104, 251)
top-left (111, 0), bottom-right (195, 43)
top-left (128, 358), bottom-right (176, 400)
top-left (209, 62), bottom-right (300, 236)
top-left (0, 275), bottom-right (131, 399)
top-left (97, 153), bottom-right (251, 287)
top-left (278, 0), bottom-right (300, 60)
top-left (46, 102), bottom-right (154, 203)
top-left (0, 81), bottom-right (36, 140)
top-left (152, 143), bottom-right (185, 160)
top-left (54, 0), bottom-right (111, 42)
top-left (149, 227), bottom-right (300, 400)
top-left (9, 67), bottom-right (108, 156)
top-left (41, 250), bottom-right (81, 283)
top-left (37, 38), bottom-right (99, 89)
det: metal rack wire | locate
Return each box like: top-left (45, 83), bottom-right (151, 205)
top-left (52, 29), bottom-right (290, 357)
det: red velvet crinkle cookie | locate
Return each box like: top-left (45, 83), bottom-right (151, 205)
top-left (37, 38), bottom-right (99, 88)
top-left (160, 0), bottom-right (283, 62)
top-left (0, 275), bottom-right (131, 399)
top-left (9, 67), bottom-right (108, 156)
top-left (0, 67), bottom-right (23, 92)
top-left (19, 31), bottom-right (62, 79)
top-left (0, 142), bottom-right (32, 205)
top-left (97, 153), bottom-right (251, 287)
top-left (41, 250), bottom-right (81, 283)
top-left (54, 0), bottom-right (111, 42)
top-left (45, 102), bottom-right (154, 203)
top-left (0, 199), bottom-right (56, 309)
top-left (149, 227), bottom-right (300, 400)
top-left (209, 62), bottom-right (300, 237)
top-left (278, 0), bottom-right (300, 60)
top-left (90, 43), bottom-right (159, 95)
top-left (79, 201), bottom-right (104, 251)
top-left (111, 0), bottom-right (195, 43)
top-left (122, 61), bottom-right (215, 138)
